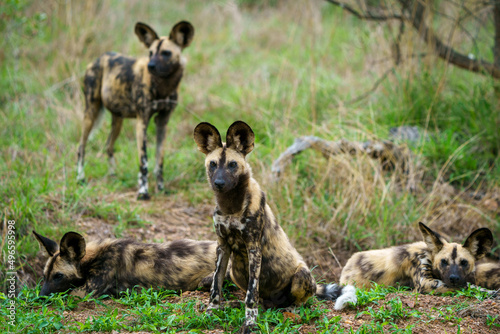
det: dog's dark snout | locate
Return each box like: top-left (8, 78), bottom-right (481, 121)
top-left (147, 61), bottom-right (156, 71)
top-left (449, 274), bottom-right (460, 285)
top-left (214, 179), bottom-right (225, 190)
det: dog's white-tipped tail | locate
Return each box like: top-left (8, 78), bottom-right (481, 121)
top-left (333, 284), bottom-right (357, 310)
top-left (316, 283), bottom-right (357, 310)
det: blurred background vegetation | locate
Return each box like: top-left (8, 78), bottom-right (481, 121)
top-left (1, 0), bottom-right (499, 289)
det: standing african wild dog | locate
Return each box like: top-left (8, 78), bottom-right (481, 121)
top-left (194, 121), bottom-right (357, 331)
top-left (33, 231), bottom-right (217, 297)
top-left (340, 222), bottom-right (498, 292)
top-left (77, 21), bottom-right (194, 200)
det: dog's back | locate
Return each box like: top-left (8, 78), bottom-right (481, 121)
top-left (83, 52), bottom-right (139, 119)
top-left (34, 231), bottom-right (217, 297)
top-left (340, 242), bottom-right (427, 289)
top-left (80, 238), bottom-right (218, 296)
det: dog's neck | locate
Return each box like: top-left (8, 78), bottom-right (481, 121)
top-left (150, 68), bottom-right (183, 98)
top-left (213, 174), bottom-right (251, 215)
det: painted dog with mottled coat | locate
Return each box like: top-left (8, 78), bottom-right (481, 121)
top-left (340, 222), bottom-right (498, 293)
top-left (33, 231), bottom-right (216, 297)
top-left (77, 21), bottom-right (194, 200)
top-left (194, 121), bottom-right (357, 332)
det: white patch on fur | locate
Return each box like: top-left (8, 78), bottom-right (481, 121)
top-left (77, 160), bottom-right (85, 181)
top-left (334, 285), bottom-right (357, 310)
top-left (245, 308), bottom-right (258, 327)
top-left (138, 172), bottom-right (148, 194)
top-left (244, 281), bottom-right (258, 304)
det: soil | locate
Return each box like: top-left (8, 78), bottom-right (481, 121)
top-left (25, 191), bottom-right (500, 333)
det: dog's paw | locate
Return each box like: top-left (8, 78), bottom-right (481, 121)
top-left (157, 182), bottom-right (165, 192)
top-left (240, 323), bottom-right (259, 334)
top-left (206, 303), bottom-right (219, 315)
top-left (137, 193), bottom-right (151, 201)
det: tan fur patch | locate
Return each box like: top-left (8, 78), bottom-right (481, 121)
top-left (340, 226), bottom-right (493, 293)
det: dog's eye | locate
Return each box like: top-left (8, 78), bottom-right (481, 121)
top-left (53, 273), bottom-right (64, 281)
top-left (228, 161), bottom-right (237, 169)
top-left (161, 50), bottom-right (172, 58)
top-left (460, 259), bottom-right (468, 267)
top-left (440, 259), bottom-right (448, 267)
top-left (209, 161), bottom-right (217, 169)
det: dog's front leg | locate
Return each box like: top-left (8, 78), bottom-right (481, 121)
top-left (136, 116), bottom-right (150, 200)
top-left (243, 244), bottom-right (262, 332)
top-left (153, 92), bottom-right (177, 192)
top-left (413, 258), bottom-right (452, 293)
top-left (208, 239), bottom-right (231, 312)
top-left (105, 114), bottom-right (124, 176)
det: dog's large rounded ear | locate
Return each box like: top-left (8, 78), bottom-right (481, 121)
top-left (60, 232), bottom-right (86, 262)
top-left (463, 228), bottom-right (493, 260)
top-left (135, 22), bottom-right (159, 48)
top-left (418, 222), bottom-right (444, 254)
top-left (226, 121), bottom-right (255, 156)
top-left (169, 21), bottom-right (194, 49)
top-left (194, 122), bottom-right (223, 155)
top-left (33, 231), bottom-right (59, 257)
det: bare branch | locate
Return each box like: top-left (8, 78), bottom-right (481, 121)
top-left (324, 0), bottom-right (402, 20)
top-left (325, 0), bottom-right (500, 79)
top-left (403, 0), bottom-right (500, 78)
top-left (271, 136), bottom-right (410, 179)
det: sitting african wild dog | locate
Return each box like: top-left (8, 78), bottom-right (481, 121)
top-left (76, 21), bottom-right (194, 200)
top-left (194, 121), bottom-right (357, 331)
top-left (340, 222), bottom-right (498, 293)
top-left (33, 231), bottom-right (217, 297)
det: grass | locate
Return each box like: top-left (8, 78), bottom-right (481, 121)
top-left (1, 0), bottom-right (499, 331)
top-left (1, 283), bottom-right (495, 333)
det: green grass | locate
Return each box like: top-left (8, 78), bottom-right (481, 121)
top-left (2, 284), bottom-right (495, 333)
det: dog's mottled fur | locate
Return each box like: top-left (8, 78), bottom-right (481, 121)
top-left (194, 121), bottom-right (356, 331)
top-left (77, 21), bottom-right (194, 200)
top-left (33, 231), bottom-right (216, 297)
top-left (340, 223), bottom-right (496, 293)
top-left (474, 261), bottom-right (500, 290)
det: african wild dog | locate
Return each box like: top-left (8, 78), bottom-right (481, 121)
top-left (76, 21), bottom-right (194, 200)
top-left (33, 231), bottom-right (217, 297)
top-left (340, 222), bottom-right (496, 293)
top-left (194, 121), bottom-right (357, 331)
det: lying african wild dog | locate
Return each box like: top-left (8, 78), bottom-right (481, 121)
top-left (77, 21), bottom-right (194, 200)
top-left (33, 231), bottom-right (217, 297)
top-left (340, 222), bottom-right (499, 292)
top-left (194, 121), bottom-right (357, 331)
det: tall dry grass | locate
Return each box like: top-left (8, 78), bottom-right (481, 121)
top-left (1, 0), bottom-right (498, 285)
